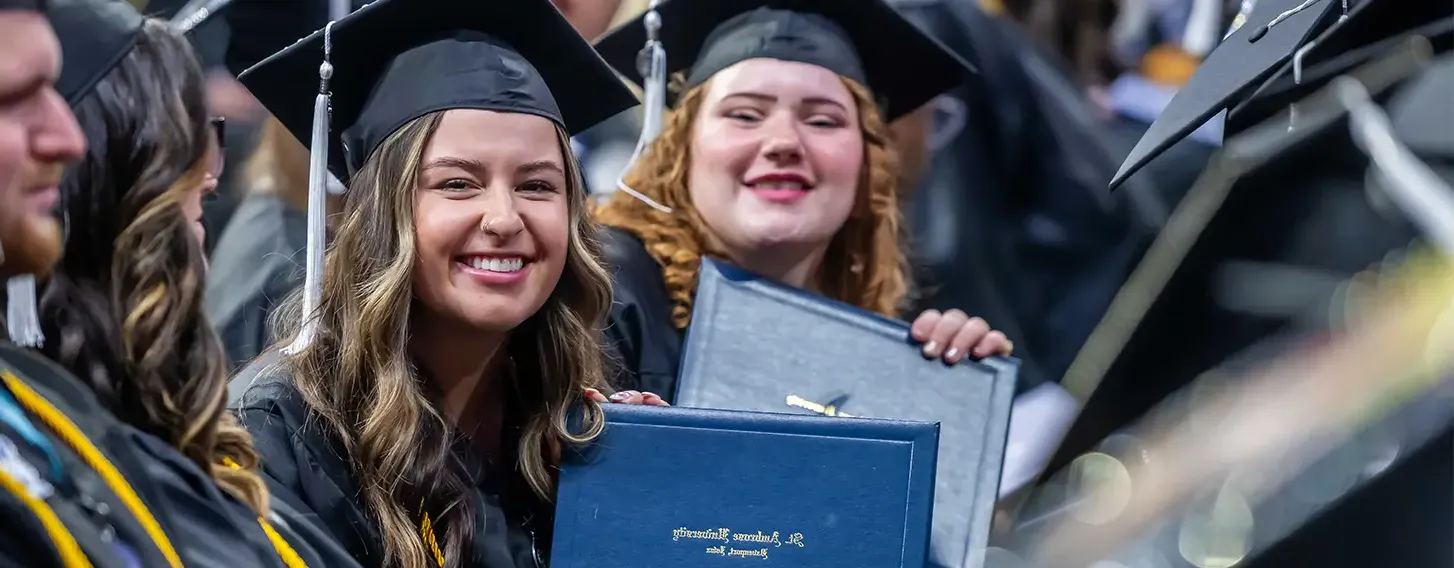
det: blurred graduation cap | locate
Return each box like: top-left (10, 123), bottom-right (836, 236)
top-left (1016, 50), bottom-right (1454, 568)
top-left (46, 0), bottom-right (144, 105)
top-left (593, 0), bottom-right (975, 122)
top-left (1108, 0), bottom-right (1347, 190)
top-left (1229, 0), bottom-right (1453, 133)
top-left (239, 0), bottom-right (638, 350)
top-left (1051, 35), bottom-right (1441, 471)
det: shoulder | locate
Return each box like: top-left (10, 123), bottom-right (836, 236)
top-left (600, 227), bottom-right (662, 280)
top-left (0, 344), bottom-right (113, 428)
top-left (229, 351), bottom-right (304, 415)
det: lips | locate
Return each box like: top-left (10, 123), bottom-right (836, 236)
top-left (745, 172), bottom-right (814, 191)
top-left (23, 186), bottom-right (60, 216)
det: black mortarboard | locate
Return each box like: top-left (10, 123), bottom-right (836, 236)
top-left (1228, 0), bottom-right (1454, 132)
top-left (1022, 45), bottom-right (1446, 568)
top-left (593, 0), bottom-right (974, 121)
top-left (239, 0), bottom-right (639, 180)
top-left (1043, 40), bottom-right (1434, 488)
top-left (45, 0), bottom-right (145, 105)
top-left (1109, 0), bottom-right (1344, 190)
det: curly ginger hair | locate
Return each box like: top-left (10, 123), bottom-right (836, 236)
top-left (593, 76), bottom-right (909, 329)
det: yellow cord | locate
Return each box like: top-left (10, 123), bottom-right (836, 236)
top-left (419, 499), bottom-right (445, 567)
top-left (1, 371), bottom-right (181, 568)
top-left (221, 457), bottom-right (309, 568)
top-left (0, 468), bottom-right (94, 568)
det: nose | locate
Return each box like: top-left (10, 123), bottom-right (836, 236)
top-left (32, 88), bottom-right (85, 164)
top-left (760, 114), bottom-right (804, 164)
top-left (478, 189), bottom-right (524, 238)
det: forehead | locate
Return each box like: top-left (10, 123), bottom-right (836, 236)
top-left (424, 109), bottom-right (564, 163)
top-left (705, 58), bottom-right (854, 105)
top-left (0, 12), bottom-right (60, 87)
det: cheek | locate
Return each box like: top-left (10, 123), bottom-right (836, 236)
top-left (807, 135), bottom-right (865, 214)
top-left (0, 129), bottom-right (22, 191)
top-left (526, 199), bottom-right (571, 270)
top-left (411, 197), bottom-right (473, 280)
top-left (687, 122), bottom-right (754, 202)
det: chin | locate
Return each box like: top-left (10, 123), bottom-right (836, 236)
top-left (0, 219), bottom-right (62, 277)
top-left (738, 222), bottom-right (831, 250)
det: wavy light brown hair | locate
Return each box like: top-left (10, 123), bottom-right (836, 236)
top-left (267, 111), bottom-right (612, 568)
top-left (594, 76), bottom-right (908, 328)
top-left (37, 19), bottom-right (267, 513)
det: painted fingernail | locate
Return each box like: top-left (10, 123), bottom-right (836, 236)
top-left (610, 391), bottom-right (633, 402)
top-left (922, 341), bottom-right (938, 357)
top-left (944, 348), bottom-right (960, 362)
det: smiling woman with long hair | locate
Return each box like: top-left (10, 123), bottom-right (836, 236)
top-left (229, 0), bottom-right (643, 566)
top-left (591, 0), bottom-right (1016, 400)
top-left (29, 2), bottom-right (355, 567)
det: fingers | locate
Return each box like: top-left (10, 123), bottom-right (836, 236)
top-left (587, 388), bottom-right (671, 406)
top-left (920, 309), bottom-right (970, 360)
top-left (974, 330), bottom-right (1014, 358)
top-left (909, 309), bottom-right (941, 343)
top-left (945, 317), bottom-right (991, 364)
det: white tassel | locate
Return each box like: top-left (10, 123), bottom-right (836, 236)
top-left (614, 6), bottom-right (673, 213)
top-left (6, 275), bottom-right (43, 347)
top-left (283, 22), bottom-right (336, 355)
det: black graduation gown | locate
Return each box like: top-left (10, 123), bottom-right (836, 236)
top-left (0, 343), bottom-right (351, 568)
top-left (231, 360), bottom-right (550, 568)
top-left (601, 228), bottom-right (683, 400)
top-left (0, 344), bottom-right (172, 568)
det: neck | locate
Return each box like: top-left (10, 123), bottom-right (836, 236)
top-left (409, 315), bottom-right (508, 435)
top-left (722, 241), bottom-right (829, 292)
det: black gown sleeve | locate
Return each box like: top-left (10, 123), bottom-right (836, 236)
top-left (231, 366), bottom-right (385, 567)
top-left (119, 427), bottom-right (294, 568)
top-left (599, 228), bottom-right (684, 401)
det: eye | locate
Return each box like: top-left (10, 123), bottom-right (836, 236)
top-left (725, 108), bottom-right (764, 123)
top-left (437, 178), bottom-right (477, 192)
top-left (517, 180), bottom-right (558, 194)
top-left (805, 115), bottom-right (846, 128)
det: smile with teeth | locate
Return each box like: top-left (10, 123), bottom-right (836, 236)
top-left (749, 180), bottom-right (810, 191)
top-left (463, 256), bottom-right (525, 273)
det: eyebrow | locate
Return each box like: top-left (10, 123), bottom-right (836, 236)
top-left (516, 160), bottom-right (564, 177)
top-left (721, 91), bottom-right (849, 111)
top-left (423, 156), bottom-right (488, 175)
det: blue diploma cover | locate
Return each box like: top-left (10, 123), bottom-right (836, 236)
top-left (551, 404), bottom-right (939, 567)
top-left (675, 259), bottom-right (1018, 568)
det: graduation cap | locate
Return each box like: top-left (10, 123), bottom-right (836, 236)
top-left (593, 0), bottom-right (975, 121)
top-left (1228, 0), bottom-right (1454, 133)
top-left (239, 0), bottom-right (638, 351)
top-left (45, 0), bottom-right (145, 105)
top-left (240, 0), bottom-right (637, 180)
top-left (1019, 46), bottom-right (1454, 568)
top-left (1109, 0), bottom-right (1346, 190)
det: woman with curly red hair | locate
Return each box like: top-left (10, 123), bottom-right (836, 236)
top-left (592, 0), bottom-right (1016, 402)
